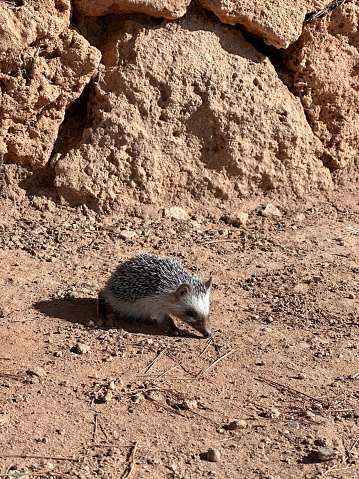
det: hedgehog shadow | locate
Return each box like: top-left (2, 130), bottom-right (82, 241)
top-left (34, 297), bottom-right (200, 338)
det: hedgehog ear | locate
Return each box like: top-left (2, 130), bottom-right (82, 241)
top-left (205, 276), bottom-right (213, 291)
top-left (174, 283), bottom-right (192, 301)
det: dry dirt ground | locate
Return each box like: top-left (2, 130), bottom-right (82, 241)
top-left (1, 186), bottom-right (359, 479)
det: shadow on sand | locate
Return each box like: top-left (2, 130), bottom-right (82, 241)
top-left (34, 297), bottom-right (201, 338)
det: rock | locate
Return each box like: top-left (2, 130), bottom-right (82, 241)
top-left (54, 351), bottom-right (63, 358)
top-left (180, 399), bottom-right (198, 410)
top-left (102, 390), bottom-right (113, 403)
top-left (163, 207), bottom-right (190, 221)
top-left (108, 381), bottom-right (116, 390)
top-left (222, 212), bottom-right (248, 227)
top-left (74, 0), bottom-right (190, 18)
top-left (285, 421), bottom-right (300, 430)
top-left (303, 410), bottom-right (317, 421)
top-left (313, 276), bottom-right (322, 283)
top-left (317, 446), bottom-right (339, 462)
top-left (297, 372), bottom-right (306, 379)
top-left (197, 0), bottom-right (328, 48)
top-left (206, 448), bottom-right (221, 462)
top-left (348, 293), bottom-right (356, 299)
top-left (264, 407), bottom-right (280, 418)
top-left (261, 204), bottom-right (282, 218)
top-left (283, 3), bottom-right (359, 169)
top-left (54, 8), bottom-right (332, 210)
top-left (118, 230), bottom-right (137, 240)
top-left (74, 342), bottom-right (91, 354)
top-left (27, 367), bottom-right (46, 378)
top-left (227, 419), bottom-right (248, 430)
top-left (0, 1), bottom-right (101, 169)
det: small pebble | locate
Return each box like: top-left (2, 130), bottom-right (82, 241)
top-left (348, 293), bottom-right (356, 299)
top-left (74, 343), bottom-right (91, 354)
top-left (227, 419), bottom-right (248, 430)
top-left (206, 448), bottom-right (221, 462)
top-left (313, 276), bottom-right (322, 283)
top-left (54, 351), bottom-right (63, 358)
top-left (108, 381), bottom-right (116, 390)
top-left (118, 230), bottom-right (137, 240)
top-left (297, 372), bottom-right (306, 379)
top-left (180, 399), bottom-right (197, 410)
top-left (317, 446), bottom-right (339, 462)
top-left (261, 204), bottom-right (282, 217)
top-left (264, 407), bottom-right (280, 418)
top-left (27, 367), bottom-right (46, 378)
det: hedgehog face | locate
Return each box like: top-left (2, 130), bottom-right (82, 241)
top-left (171, 280), bottom-right (212, 337)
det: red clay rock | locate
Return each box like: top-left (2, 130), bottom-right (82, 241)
top-left (74, 0), bottom-right (191, 19)
top-left (54, 9), bottom-right (332, 210)
top-left (0, 1), bottom-right (101, 169)
top-left (283, 2), bottom-right (359, 169)
top-left (197, 0), bottom-right (327, 48)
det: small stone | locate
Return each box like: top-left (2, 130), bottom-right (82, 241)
top-left (206, 448), bottom-right (220, 462)
top-left (163, 206), bottom-right (189, 220)
top-left (180, 399), bottom-right (198, 410)
top-left (313, 276), bottom-right (322, 283)
top-left (348, 293), bottom-right (356, 299)
top-left (261, 204), bottom-right (282, 217)
top-left (27, 367), bottom-right (46, 378)
top-left (222, 212), bottom-right (248, 227)
top-left (102, 390), bottom-right (113, 403)
top-left (74, 342), bottom-right (91, 354)
top-left (285, 421), bottom-right (300, 430)
top-left (85, 320), bottom-right (95, 327)
top-left (317, 446), bottom-right (339, 462)
top-left (297, 372), bottom-right (306, 379)
top-left (264, 407), bottom-right (280, 418)
top-left (354, 410), bottom-right (359, 418)
top-left (303, 410), bottom-right (317, 421)
top-left (294, 213), bottom-right (306, 222)
top-left (227, 419), bottom-right (248, 430)
top-left (118, 230), bottom-right (137, 240)
top-left (108, 381), bottom-right (116, 390)
top-left (54, 351), bottom-right (63, 358)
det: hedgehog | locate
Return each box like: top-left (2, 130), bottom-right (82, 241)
top-left (98, 253), bottom-right (213, 337)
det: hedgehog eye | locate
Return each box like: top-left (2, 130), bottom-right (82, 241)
top-left (186, 310), bottom-right (195, 317)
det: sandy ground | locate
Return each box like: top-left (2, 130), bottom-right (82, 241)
top-left (0, 189), bottom-right (359, 479)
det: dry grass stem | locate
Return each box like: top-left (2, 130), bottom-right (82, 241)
top-left (197, 349), bottom-right (235, 377)
top-left (0, 454), bottom-right (77, 461)
top-left (93, 414), bottom-right (98, 441)
top-left (121, 442), bottom-right (138, 479)
top-left (256, 376), bottom-right (322, 402)
top-left (156, 363), bottom-right (182, 378)
top-left (138, 347), bottom-right (167, 374)
top-left (199, 337), bottom-right (213, 357)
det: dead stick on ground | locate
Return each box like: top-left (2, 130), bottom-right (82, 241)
top-left (197, 349), bottom-right (235, 377)
top-left (122, 442), bottom-right (138, 479)
top-left (12, 317), bottom-right (39, 322)
top-left (256, 376), bottom-right (321, 402)
top-left (156, 363), bottom-right (182, 379)
top-left (98, 418), bottom-right (109, 441)
top-left (199, 337), bottom-right (213, 357)
top-left (93, 414), bottom-right (98, 441)
top-left (0, 454), bottom-right (77, 461)
top-left (138, 347), bottom-right (167, 374)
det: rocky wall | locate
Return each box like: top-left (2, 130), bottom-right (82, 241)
top-left (0, 0), bottom-right (358, 211)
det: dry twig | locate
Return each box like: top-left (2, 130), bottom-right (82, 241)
top-left (121, 442), bottom-right (138, 479)
top-left (138, 347), bottom-right (167, 374)
top-left (197, 349), bottom-right (235, 377)
top-left (0, 454), bottom-right (77, 461)
top-left (256, 376), bottom-right (322, 402)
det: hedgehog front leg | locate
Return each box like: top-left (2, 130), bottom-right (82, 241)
top-left (97, 290), bottom-right (108, 319)
top-left (161, 314), bottom-right (181, 336)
